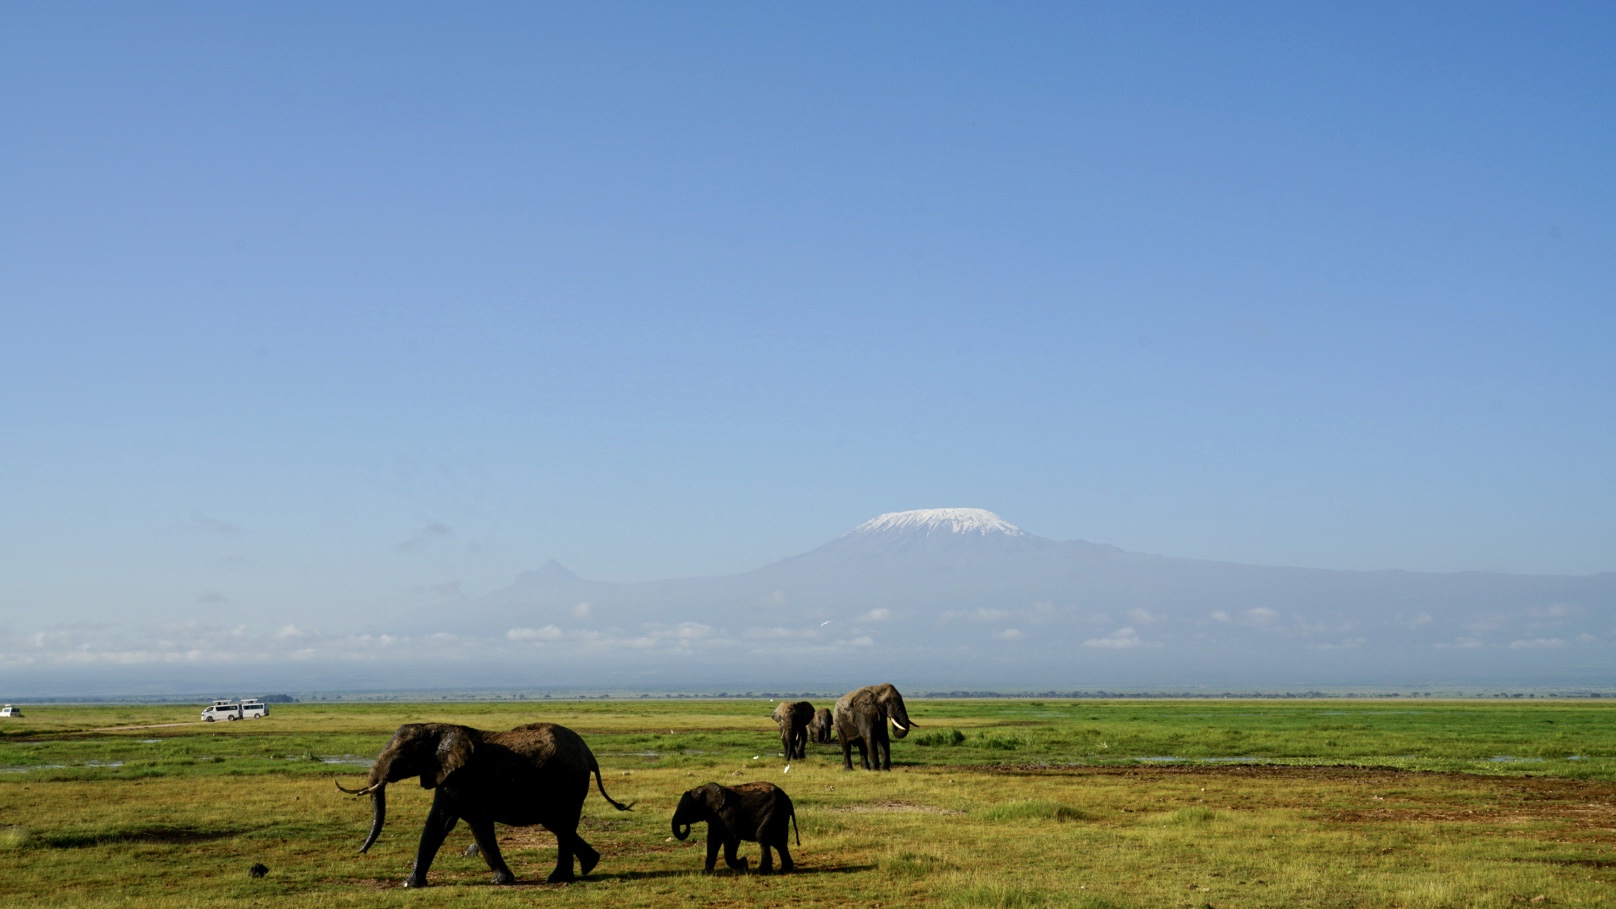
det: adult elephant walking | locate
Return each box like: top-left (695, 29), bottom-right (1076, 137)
top-left (833, 683), bottom-right (916, 771)
top-left (771, 701), bottom-right (814, 759)
top-left (335, 722), bottom-right (632, 887)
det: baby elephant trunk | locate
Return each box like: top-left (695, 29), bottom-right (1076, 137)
top-left (671, 794), bottom-right (695, 840)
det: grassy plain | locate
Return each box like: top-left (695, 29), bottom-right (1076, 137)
top-left (2, 699), bottom-right (1613, 908)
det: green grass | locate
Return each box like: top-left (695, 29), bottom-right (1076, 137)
top-left (2, 698), bottom-right (1614, 907)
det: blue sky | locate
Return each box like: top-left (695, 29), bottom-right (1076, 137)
top-left (3, 2), bottom-right (1613, 648)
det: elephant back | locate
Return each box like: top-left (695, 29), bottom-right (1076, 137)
top-left (491, 723), bottom-right (595, 776)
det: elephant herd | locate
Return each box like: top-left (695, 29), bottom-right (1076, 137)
top-left (337, 683), bottom-right (914, 887)
top-left (776, 682), bottom-right (917, 771)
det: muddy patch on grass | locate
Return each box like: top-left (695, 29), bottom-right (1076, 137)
top-left (825, 800), bottom-right (964, 815)
top-left (40, 825), bottom-right (244, 848)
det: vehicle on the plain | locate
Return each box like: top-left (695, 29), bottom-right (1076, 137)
top-left (201, 700), bottom-right (242, 722)
top-left (202, 698), bottom-right (270, 721)
top-left (0, 704), bottom-right (21, 717)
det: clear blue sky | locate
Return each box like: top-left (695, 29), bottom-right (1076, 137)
top-left (3, 2), bottom-right (1613, 638)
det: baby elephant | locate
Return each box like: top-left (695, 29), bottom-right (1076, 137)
top-left (671, 781), bottom-right (799, 873)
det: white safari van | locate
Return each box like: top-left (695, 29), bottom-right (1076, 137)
top-left (202, 698), bottom-right (269, 721)
top-left (0, 704), bottom-right (21, 717)
top-left (201, 700), bottom-right (241, 722)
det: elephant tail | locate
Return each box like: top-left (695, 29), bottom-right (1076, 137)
top-left (592, 762), bottom-right (634, 812)
top-left (790, 805), bottom-right (800, 847)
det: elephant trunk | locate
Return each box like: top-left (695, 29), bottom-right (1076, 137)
top-left (672, 794), bottom-right (695, 840)
top-left (889, 706), bottom-right (915, 739)
top-left (339, 744), bottom-right (400, 854)
top-left (358, 783), bottom-right (388, 853)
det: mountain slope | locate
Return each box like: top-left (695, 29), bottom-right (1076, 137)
top-left (390, 509), bottom-right (1615, 688)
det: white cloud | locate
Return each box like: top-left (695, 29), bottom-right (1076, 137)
top-left (1124, 608), bottom-right (1162, 626)
top-left (275, 625), bottom-right (309, 641)
top-left (0, 623), bottom-right (432, 668)
top-left (1085, 627), bottom-right (1142, 649)
top-left (1508, 638), bottom-right (1566, 650)
top-left (994, 628), bottom-right (1024, 641)
top-left (861, 608), bottom-right (891, 622)
top-left (744, 626), bottom-right (819, 641)
top-left (1208, 608), bottom-right (1278, 628)
top-left (571, 601), bottom-right (592, 618)
top-left (846, 636), bottom-right (875, 648)
top-left (507, 625), bottom-right (564, 643)
top-left (626, 622), bottom-right (719, 651)
top-left (1243, 608), bottom-right (1279, 627)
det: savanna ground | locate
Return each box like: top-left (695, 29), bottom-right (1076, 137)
top-left (2, 698), bottom-right (1613, 908)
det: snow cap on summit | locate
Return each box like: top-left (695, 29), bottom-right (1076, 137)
top-left (851, 508), bottom-right (1024, 537)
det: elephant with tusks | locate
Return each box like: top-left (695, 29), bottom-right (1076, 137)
top-left (336, 722), bottom-right (632, 887)
top-left (833, 683), bottom-right (916, 771)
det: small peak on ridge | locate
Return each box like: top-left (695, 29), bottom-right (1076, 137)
top-left (515, 560), bottom-right (581, 585)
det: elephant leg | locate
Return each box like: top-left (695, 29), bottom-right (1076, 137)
top-left (569, 830), bottom-right (601, 878)
top-left (404, 803), bottom-right (458, 887)
top-left (466, 820), bottom-right (514, 885)
top-left (775, 837), bottom-right (794, 873)
top-left (840, 737), bottom-right (855, 770)
top-left (722, 835), bottom-right (748, 872)
top-left (877, 734), bottom-right (891, 771)
top-left (546, 829), bottom-right (583, 884)
top-left (704, 827), bottom-right (722, 872)
top-left (758, 840), bottom-right (774, 874)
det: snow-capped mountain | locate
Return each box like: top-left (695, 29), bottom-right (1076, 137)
top-left (852, 508), bottom-right (1026, 537)
top-left (387, 508), bottom-right (1616, 689)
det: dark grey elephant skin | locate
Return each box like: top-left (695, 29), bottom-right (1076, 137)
top-left (336, 722), bottom-right (631, 887)
top-left (671, 781), bottom-right (799, 873)
top-left (772, 701), bottom-right (814, 759)
top-left (833, 683), bottom-right (916, 771)
top-left (807, 707), bottom-right (834, 744)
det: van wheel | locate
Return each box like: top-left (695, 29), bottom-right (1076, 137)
top-left (205, 716), bottom-right (214, 722)
top-left (227, 715), bottom-right (238, 721)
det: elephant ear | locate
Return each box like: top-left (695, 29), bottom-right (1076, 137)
top-left (714, 787), bottom-right (744, 833)
top-left (429, 726), bottom-right (474, 788)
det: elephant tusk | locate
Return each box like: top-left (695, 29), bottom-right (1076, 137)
top-left (335, 780), bottom-right (379, 797)
top-left (891, 720), bottom-right (907, 732)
